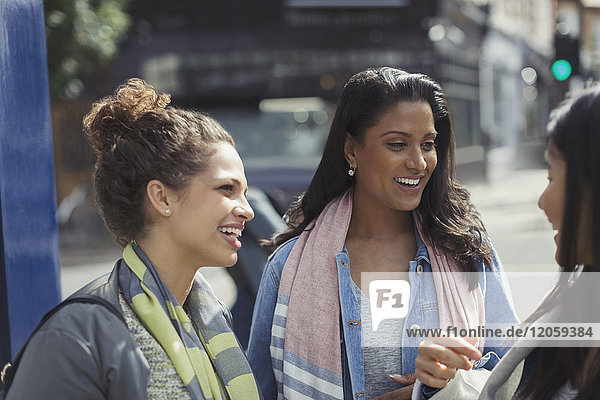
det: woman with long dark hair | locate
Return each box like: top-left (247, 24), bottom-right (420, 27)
top-left (247, 67), bottom-right (518, 400)
top-left (415, 86), bottom-right (600, 399)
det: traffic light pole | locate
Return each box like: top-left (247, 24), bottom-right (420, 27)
top-left (552, 31), bottom-right (580, 81)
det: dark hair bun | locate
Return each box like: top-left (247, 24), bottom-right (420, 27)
top-left (83, 78), bottom-right (171, 154)
top-left (83, 77), bottom-right (234, 246)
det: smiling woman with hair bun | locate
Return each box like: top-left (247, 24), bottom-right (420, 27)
top-left (5, 78), bottom-right (261, 400)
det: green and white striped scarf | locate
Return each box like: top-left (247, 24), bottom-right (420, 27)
top-left (119, 242), bottom-right (260, 400)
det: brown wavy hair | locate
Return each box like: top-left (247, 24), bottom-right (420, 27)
top-left (268, 67), bottom-right (492, 272)
top-left (83, 78), bottom-right (234, 246)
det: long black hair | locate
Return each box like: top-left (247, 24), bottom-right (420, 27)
top-left (519, 86), bottom-right (600, 400)
top-left (268, 67), bottom-right (492, 272)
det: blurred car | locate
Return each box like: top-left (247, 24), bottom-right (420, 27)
top-left (208, 98), bottom-right (331, 346)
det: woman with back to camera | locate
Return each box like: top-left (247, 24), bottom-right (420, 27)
top-left (247, 67), bottom-right (518, 400)
top-left (414, 86), bottom-right (600, 400)
top-left (5, 79), bottom-right (261, 399)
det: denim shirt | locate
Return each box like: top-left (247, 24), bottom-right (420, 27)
top-left (247, 231), bottom-right (519, 400)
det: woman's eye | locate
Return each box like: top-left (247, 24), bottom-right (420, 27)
top-left (388, 142), bottom-right (406, 149)
top-left (422, 141), bottom-right (437, 149)
top-left (220, 185), bottom-right (234, 193)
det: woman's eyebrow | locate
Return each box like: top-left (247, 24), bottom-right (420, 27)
top-left (216, 177), bottom-right (247, 189)
top-left (380, 131), bottom-right (437, 138)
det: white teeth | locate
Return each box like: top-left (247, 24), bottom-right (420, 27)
top-left (394, 177), bottom-right (420, 186)
top-left (218, 227), bottom-right (242, 237)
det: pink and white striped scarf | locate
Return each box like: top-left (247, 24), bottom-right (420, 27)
top-left (269, 190), bottom-right (484, 399)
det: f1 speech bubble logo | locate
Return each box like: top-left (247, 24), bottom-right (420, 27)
top-left (369, 280), bottom-right (410, 331)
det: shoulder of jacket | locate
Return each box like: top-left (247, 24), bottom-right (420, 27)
top-left (267, 236), bottom-right (299, 263)
top-left (68, 261), bottom-right (122, 308)
top-left (38, 301), bottom-right (125, 336)
top-left (39, 261), bottom-right (127, 339)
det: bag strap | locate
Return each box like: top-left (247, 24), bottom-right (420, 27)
top-left (0, 294), bottom-right (125, 396)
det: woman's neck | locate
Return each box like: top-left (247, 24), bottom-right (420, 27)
top-left (347, 190), bottom-right (415, 239)
top-left (135, 235), bottom-right (197, 305)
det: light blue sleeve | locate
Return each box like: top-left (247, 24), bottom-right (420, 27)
top-left (478, 242), bottom-right (520, 370)
top-left (247, 239), bottom-right (295, 400)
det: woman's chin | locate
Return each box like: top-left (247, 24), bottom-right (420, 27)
top-left (553, 231), bottom-right (562, 263)
top-left (223, 253), bottom-right (239, 267)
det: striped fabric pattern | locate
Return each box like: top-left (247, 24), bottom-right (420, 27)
top-left (271, 294), bottom-right (345, 400)
top-left (118, 295), bottom-right (192, 399)
top-left (270, 192), bottom-right (352, 399)
top-left (120, 242), bottom-right (260, 400)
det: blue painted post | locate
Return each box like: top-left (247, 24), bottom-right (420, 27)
top-left (0, 0), bottom-right (61, 366)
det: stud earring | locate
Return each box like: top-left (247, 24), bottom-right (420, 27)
top-left (348, 166), bottom-right (356, 177)
top-left (164, 208), bottom-right (171, 215)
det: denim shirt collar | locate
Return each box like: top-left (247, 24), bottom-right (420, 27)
top-left (413, 223), bottom-right (430, 265)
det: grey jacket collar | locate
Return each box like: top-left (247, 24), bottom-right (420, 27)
top-left (67, 260), bottom-right (122, 309)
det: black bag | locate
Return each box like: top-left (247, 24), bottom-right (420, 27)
top-left (0, 294), bottom-right (125, 399)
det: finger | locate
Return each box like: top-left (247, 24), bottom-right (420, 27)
top-left (421, 336), bottom-right (481, 361)
top-left (462, 336), bottom-right (481, 351)
top-left (464, 336), bottom-right (478, 346)
top-left (389, 373), bottom-right (416, 384)
top-left (415, 366), bottom-right (451, 389)
top-left (418, 342), bottom-right (473, 370)
top-left (416, 355), bottom-right (458, 381)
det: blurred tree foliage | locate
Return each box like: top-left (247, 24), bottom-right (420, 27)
top-left (44, 0), bottom-right (130, 99)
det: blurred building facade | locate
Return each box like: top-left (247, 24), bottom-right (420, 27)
top-left (480, 0), bottom-right (600, 173)
top-left (580, 1), bottom-right (600, 74)
top-left (479, 0), bottom-right (556, 172)
top-left (109, 0), bottom-right (488, 160)
top-left (54, 0), bottom-right (597, 207)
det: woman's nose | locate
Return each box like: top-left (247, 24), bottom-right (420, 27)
top-left (538, 189), bottom-right (546, 212)
top-left (234, 197), bottom-right (254, 221)
top-left (406, 148), bottom-right (427, 171)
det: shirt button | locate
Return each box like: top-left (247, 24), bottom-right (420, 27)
top-left (410, 324), bottom-right (420, 331)
top-left (416, 264), bottom-right (424, 274)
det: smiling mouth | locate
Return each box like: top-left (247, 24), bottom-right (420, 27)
top-left (217, 227), bottom-right (243, 237)
top-left (393, 177), bottom-right (421, 187)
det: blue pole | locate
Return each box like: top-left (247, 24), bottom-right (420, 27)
top-left (0, 0), bottom-right (61, 366)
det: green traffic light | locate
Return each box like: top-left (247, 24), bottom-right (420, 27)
top-left (552, 59), bottom-right (572, 81)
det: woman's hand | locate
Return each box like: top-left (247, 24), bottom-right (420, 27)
top-left (371, 373), bottom-right (416, 400)
top-left (415, 336), bottom-right (481, 388)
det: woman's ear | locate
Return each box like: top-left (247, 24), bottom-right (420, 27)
top-left (344, 132), bottom-right (357, 168)
top-left (146, 180), bottom-right (173, 217)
